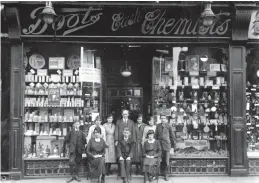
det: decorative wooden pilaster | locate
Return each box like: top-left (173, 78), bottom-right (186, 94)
top-left (229, 45), bottom-right (248, 176)
top-left (5, 7), bottom-right (23, 180)
top-left (229, 8), bottom-right (252, 177)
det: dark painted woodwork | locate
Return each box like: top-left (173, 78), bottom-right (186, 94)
top-left (1, 44), bottom-right (11, 173)
top-left (4, 7), bottom-right (21, 39)
top-left (232, 8), bottom-right (253, 41)
top-left (5, 6), bottom-right (23, 179)
top-left (229, 45), bottom-right (249, 176)
top-left (9, 44), bottom-right (23, 180)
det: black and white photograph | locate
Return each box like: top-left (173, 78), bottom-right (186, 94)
top-left (1, 1), bottom-right (259, 183)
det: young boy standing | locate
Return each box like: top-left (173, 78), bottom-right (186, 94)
top-left (155, 114), bottom-right (175, 181)
top-left (117, 128), bottom-right (134, 183)
top-left (63, 121), bottom-right (87, 183)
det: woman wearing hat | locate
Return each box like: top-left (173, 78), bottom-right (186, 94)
top-left (86, 126), bottom-right (107, 183)
top-left (142, 130), bottom-right (161, 183)
top-left (103, 114), bottom-right (116, 175)
top-left (142, 115), bottom-right (157, 146)
top-left (87, 115), bottom-right (106, 143)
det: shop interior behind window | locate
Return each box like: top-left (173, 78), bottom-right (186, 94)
top-left (246, 47), bottom-right (259, 157)
top-left (23, 43), bottom-right (229, 169)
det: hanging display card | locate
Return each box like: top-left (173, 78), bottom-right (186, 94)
top-left (37, 69), bottom-right (47, 76)
top-left (165, 57), bottom-right (174, 72)
top-left (63, 69), bottom-right (73, 77)
top-left (184, 140), bottom-right (208, 150)
top-left (48, 88), bottom-right (61, 106)
top-left (79, 67), bottom-right (101, 84)
top-left (49, 57), bottom-right (65, 70)
top-left (187, 55), bottom-right (199, 72)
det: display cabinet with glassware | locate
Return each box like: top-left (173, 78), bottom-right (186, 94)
top-left (152, 47), bottom-right (229, 175)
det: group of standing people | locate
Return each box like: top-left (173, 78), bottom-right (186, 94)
top-left (63, 109), bottom-right (175, 183)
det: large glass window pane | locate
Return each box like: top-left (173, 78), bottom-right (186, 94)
top-left (152, 46), bottom-right (229, 157)
top-left (246, 48), bottom-right (259, 157)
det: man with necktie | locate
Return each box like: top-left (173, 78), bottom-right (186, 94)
top-left (63, 121), bottom-right (87, 183)
top-left (115, 109), bottom-right (136, 146)
top-left (117, 128), bottom-right (134, 183)
top-left (155, 114), bottom-right (176, 181)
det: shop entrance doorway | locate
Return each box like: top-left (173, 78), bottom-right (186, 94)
top-left (108, 87), bottom-right (143, 123)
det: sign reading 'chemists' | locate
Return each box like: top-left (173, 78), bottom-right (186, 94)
top-left (20, 5), bottom-right (231, 37)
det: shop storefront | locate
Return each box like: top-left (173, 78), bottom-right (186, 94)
top-left (1, 1), bottom-right (259, 180)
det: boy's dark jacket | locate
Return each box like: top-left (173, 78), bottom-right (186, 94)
top-left (63, 130), bottom-right (87, 154)
top-left (117, 138), bottom-right (134, 159)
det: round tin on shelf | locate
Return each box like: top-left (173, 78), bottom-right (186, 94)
top-left (67, 55), bottom-right (80, 69)
top-left (29, 54), bottom-right (45, 69)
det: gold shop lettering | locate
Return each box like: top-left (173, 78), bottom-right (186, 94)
top-left (111, 8), bottom-right (141, 31)
top-left (22, 7), bottom-right (103, 36)
top-left (141, 9), bottom-right (230, 35)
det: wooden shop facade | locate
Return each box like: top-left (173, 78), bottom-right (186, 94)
top-left (1, 1), bottom-right (259, 180)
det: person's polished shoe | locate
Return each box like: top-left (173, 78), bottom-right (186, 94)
top-left (66, 176), bottom-right (74, 183)
top-left (74, 175), bottom-right (81, 182)
top-left (164, 175), bottom-right (169, 181)
top-left (101, 174), bottom-right (105, 183)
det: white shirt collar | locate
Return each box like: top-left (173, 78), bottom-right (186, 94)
top-left (148, 139), bottom-right (155, 143)
top-left (95, 138), bottom-right (101, 142)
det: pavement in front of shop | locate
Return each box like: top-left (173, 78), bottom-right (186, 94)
top-left (1, 176), bottom-right (259, 183)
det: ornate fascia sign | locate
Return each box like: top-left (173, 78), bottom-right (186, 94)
top-left (20, 6), bottom-right (231, 38)
top-left (248, 10), bottom-right (259, 39)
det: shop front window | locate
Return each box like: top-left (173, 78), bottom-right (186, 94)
top-left (23, 43), bottom-right (102, 162)
top-left (246, 48), bottom-right (259, 157)
top-left (152, 46), bottom-right (229, 158)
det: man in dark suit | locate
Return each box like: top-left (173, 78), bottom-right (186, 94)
top-left (117, 128), bottom-right (134, 183)
top-left (63, 121), bottom-right (87, 183)
top-left (155, 114), bottom-right (176, 181)
top-left (115, 109), bottom-right (136, 146)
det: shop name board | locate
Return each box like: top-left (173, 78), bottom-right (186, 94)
top-left (21, 6), bottom-right (231, 37)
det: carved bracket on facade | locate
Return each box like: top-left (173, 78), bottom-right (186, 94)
top-left (5, 7), bottom-right (21, 39)
top-left (232, 8), bottom-right (253, 41)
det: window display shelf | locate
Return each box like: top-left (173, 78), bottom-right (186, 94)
top-left (24, 121), bottom-right (75, 123)
top-left (24, 157), bottom-right (69, 161)
top-left (23, 158), bottom-right (89, 177)
top-left (25, 94), bottom-right (82, 97)
top-left (171, 156), bottom-right (228, 159)
top-left (152, 48), bottom-right (228, 158)
top-left (25, 106), bottom-right (83, 108)
top-left (169, 158), bottom-right (228, 175)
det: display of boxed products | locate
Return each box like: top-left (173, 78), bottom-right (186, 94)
top-left (23, 52), bottom-right (101, 159)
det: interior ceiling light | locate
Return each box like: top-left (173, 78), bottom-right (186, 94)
top-left (120, 46), bottom-right (132, 77)
top-left (200, 1), bottom-right (216, 27)
top-left (120, 60), bottom-right (132, 77)
top-left (39, 1), bottom-right (57, 24)
top-left (200, 55), bottom-right (208, 62)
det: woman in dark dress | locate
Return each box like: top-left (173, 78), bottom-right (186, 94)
top-left (142, 130), bottom-right (161, 183)
top-left (86, 127), bottom-right (106, 183)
